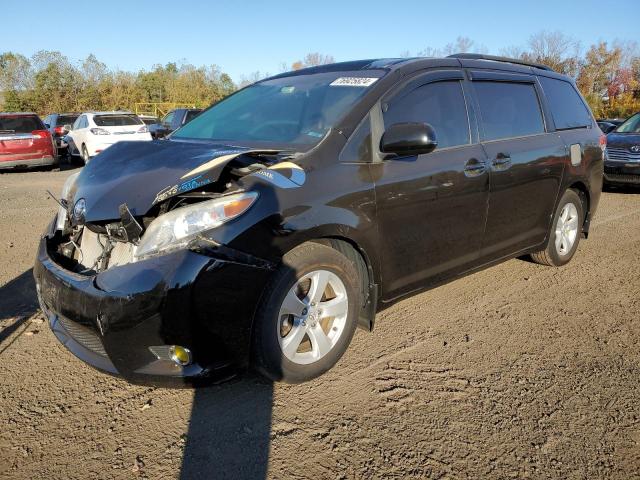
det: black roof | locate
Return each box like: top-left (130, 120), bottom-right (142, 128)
top-left (263, 54), bottom-right (559, 84)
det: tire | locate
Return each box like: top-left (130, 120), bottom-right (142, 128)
top-left (252, 242), bottom-right (361, 383)
top-left (530, 189), bottom-right (584, 267)
top-left (81, 144), bottom-right (90, 165)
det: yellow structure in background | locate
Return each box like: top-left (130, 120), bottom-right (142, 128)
top-left (134, 103), bottom-right (196, 119)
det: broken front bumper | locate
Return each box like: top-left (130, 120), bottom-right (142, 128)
top-left (33, 220), bottom-right (273, 387)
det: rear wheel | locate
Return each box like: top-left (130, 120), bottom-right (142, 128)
top-left (530, 189), bottom-right (584, 267)
top-left (252, 242), bottom-right (360, 383)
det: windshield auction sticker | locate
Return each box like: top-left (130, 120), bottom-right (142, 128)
top-left (330, 77), bottom-right (379, 87)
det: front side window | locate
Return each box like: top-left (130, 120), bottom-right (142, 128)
top-left (616, 112), bottom-right (640, 133)
top-left (383, 81), bottom-right (470, 149)
top-left (173, 70), bottom-right (386, 148)
top-left (475, 82), bottom-right (545, 141)
top-left (539, 76), bottom-right (591, 130)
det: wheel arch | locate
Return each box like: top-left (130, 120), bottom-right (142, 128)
top-left (567, 181), bottom-right (591, 237)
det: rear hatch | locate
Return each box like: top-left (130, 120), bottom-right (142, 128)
top-left (93, 114), bottom-right (148, 139)
top-left (0, 115), bottom-right (53, 161)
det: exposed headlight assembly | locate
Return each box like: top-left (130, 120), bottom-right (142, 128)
top-left (55, 171), bottom-right (81, 231)
top-left (134, 192), bottom-right (258, 260)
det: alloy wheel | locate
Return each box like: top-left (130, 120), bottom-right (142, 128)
top-left (555, 202), bottom-right (579, 256)
top-left (277, 269), bottom-right (349, 365)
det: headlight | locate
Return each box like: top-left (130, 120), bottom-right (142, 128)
top-left (133, 192), bottom-right (258, 260)
top-left (55, 171), bottom-right (80, 230)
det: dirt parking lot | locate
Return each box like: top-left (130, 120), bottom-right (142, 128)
top-left (0, 168), bottom-right (639, 479)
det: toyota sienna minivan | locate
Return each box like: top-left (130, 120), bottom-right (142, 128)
top-left (34, 54), bottom-right (604, 386)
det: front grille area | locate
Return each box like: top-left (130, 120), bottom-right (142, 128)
top-left (607, 147), bottom-right (640, 163)
top-left (58, 315), bottom-right (108, 358)
top-left (604, 172), bottom-right (640, 184)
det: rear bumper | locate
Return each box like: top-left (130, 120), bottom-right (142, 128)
top-left (88, 137), bottom-right (151, 156)
top-left (34, 220), bottom-right (273, 387)
top-left (0, 154), bottom-right (56, 169)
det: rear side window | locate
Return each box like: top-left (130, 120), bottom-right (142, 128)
top-left (93, 115), bottom-right (142, 126)
top-left (539, 77), bottom-right (591, 129)
top-left (475, 82), bottom-right (544, 141)
top-left (0, 116), bottom-right (43, 133)
top-left (384, 81), bottom-right (470, 149)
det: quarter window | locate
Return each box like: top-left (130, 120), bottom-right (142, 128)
top-left (539, 76), bottom-right (591, 130)
top-left (383, 81), bottom-right (470, 149)
top-left (339, 113), bottom-right (372, 163)
top-left (475, 82), bottom-right (545, 141)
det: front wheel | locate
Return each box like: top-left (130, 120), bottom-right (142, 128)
top-left (252, 242), bottom-right (361, 383)
top-left (530, 189), bottom-right (584, 267)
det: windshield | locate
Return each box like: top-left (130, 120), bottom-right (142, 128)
top-left (615, 113), bottom-right (640, 133)
top-left (172, 70), bottom-right (385, 147)
top-left (94, 114), bottom-right (143, 126)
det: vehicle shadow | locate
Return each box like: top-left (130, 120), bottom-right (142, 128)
top-left (0, 269), bottom-right (39, 346)
top-left (180, 375), bottom-right (274, 480)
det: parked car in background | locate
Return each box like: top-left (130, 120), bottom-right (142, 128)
top-left (66, 111), bottom-right (152, 164)
top-left (149, 108), bottom-right (202, 138)
top-left (604, 111), bottom-right (640, 186)
top-left (137, 114), bottom-right (160, 126)
top-left (0, 112), bottom-right (57, 170)
top-left (597, 121), bottom-right (617, 134)
top-left (35, 55), bottom-right (603, 386)
top-left (43, 113), bottom-right (79, 156)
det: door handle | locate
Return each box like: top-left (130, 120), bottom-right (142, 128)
top-left (492, 153), bottom-right (512, 170)
top-left (463, 158), bottom-right (487, 177)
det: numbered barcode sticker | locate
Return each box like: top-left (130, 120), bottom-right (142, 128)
top-left (329, 77), bottom-right (379, 87)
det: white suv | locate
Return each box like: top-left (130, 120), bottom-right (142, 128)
top-left (67, 111), bottom-right (152, 163)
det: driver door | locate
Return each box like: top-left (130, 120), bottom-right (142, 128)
top-left (372, 71), bottom-right (490, 300)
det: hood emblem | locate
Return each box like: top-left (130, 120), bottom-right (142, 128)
top-left (630, 145), bottom-right (640, 153)
top-left (73, 198), bottom-right (86, 223)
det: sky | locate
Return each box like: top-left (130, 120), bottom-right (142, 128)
top-left (2, 0), bottom-right (638, 82)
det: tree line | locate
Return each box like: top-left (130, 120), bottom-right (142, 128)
top-left (1, 31), bottom-right (639, 119)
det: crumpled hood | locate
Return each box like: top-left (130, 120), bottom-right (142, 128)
top-left (607, 132), bottom-right (640, 149)
top-left (68, 140), bottom-right (262, 222)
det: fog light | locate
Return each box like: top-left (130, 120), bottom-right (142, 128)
top-left (169, 345), bottom-right (192, 366)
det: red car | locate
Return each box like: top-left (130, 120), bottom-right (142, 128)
top-left (0, 112), bottom-right (57, 170)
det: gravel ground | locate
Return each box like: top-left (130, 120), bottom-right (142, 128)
top-left (0, 168), bottom-right (639, 479)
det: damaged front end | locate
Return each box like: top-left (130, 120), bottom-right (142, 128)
top-left (34, 146), bottom-right (290, 386)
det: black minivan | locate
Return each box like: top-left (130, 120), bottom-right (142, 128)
top-left (34, 55), bottom-right (604, 386)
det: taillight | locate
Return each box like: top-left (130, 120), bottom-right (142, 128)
top-left (54, 126), bottom-right (65, 135)
top-left (599, 133), bottom-right (607, 153)
top-left (137, 125), bottom-right (149, 133)
top-left (31, 129), bottom-right (51, 139)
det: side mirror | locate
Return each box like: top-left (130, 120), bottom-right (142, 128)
top-left (63, 124), bottom-right (72, 132)
top-left (380, 122), bottom-right (438, 156)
